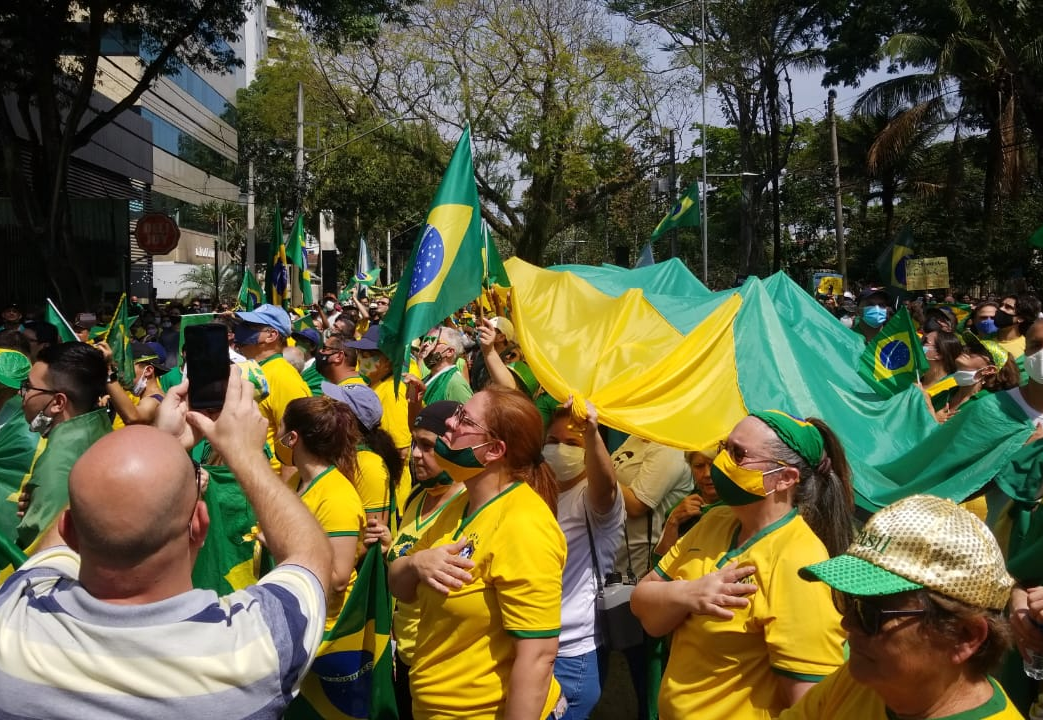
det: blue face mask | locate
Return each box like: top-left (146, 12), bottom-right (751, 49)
top-left (234, 325), bottom-right (261, 347)
top-left (862, 306), bottom-right (888, 328)
top-left (976, 318), bottom-right (998, 336)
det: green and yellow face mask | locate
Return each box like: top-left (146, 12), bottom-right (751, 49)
top-left (710, 450), bottom-right (786, 506)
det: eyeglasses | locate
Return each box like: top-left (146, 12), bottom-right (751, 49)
top-left (18, 380), bottom-right (58, 398)
top-left (834, 592), bottom-right (927, 636)
top-left (319, 345), bottom-right (343, 354)
top-left (716, 439), bottom-right (785, 468)
top-left (452, 405), bottom-right (495, 436)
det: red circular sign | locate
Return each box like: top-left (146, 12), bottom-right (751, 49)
top-left (134, 213), bottom-right (181, 255)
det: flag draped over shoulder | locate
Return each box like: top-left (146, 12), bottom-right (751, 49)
top-left (875, 225), bottom-right (914, 294)
top-left (190, 458), bottom-right (258, 594)
top-left (102, 294), bottom-right (135, 383)
top-left (380, 127), bottom-right (484, 383)
top-left (267, 206), bottom-right (290, 308)
top-left (45, 299), bottom-right (77, 343)
top-left (238, 270), bottom-right (264, 311)
top-left (857, 307), bottom-right (929, 398)
top-left (651, 180), bottom-right (700, 240)
top-left (287, 215), bottom-right (314, 306)
top-left (286, 544), bottom-right (397, 720)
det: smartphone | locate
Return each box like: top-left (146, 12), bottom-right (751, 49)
top-left (185, 323), bottom-right (231, 410)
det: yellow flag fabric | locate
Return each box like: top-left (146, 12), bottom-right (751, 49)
top-left (505, 258), bottom-right (746, 449)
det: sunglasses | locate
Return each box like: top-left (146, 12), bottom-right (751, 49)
top-left (716, 439), bottom-right (785, 468)
top-left (834, 592), bottom-right (927, 636)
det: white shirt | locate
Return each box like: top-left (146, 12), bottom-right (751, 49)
top-left (556, 480), bottom-right (625, 657)
top-left (1006, 387), bottom-right (1043, 427)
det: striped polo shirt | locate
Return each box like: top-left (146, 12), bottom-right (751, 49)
top-left (0, 546), bottom-right (325, 719)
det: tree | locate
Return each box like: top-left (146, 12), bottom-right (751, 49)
top-left (0, 0), bottom-right (413, 307)
top-left (176, 262), bottom-right (242, 305)
top-left (320, 0), bottom-right (689, 264)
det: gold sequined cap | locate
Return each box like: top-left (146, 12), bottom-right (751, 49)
top-left (800, 494), bottom-right (1014, 610)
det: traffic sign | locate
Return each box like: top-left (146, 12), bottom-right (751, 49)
top-left (134, 213), bottom-right (181, 255)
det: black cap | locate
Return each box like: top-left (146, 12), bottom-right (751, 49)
top-left (413, 400), bottom-right (461, 435)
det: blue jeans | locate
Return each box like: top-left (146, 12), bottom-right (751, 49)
top-left (554, 648), bottom-right (608, 720)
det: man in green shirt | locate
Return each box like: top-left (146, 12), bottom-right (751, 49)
top-left (17, 342), bottom-right (111, 548)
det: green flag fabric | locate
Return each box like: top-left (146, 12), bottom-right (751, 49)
top-left (1029, 225), bottom-right (1043, 249)
top-left (101, 294), bottom-right (136, 384)
top-left (875, 225), bottom-right (914, 294)
top-left (287, 215), bottom-right (315, 306)
top-left (482, 221), bottom-right (510, 287)
top-left (44, 299), bottom-right (77, 343)
top-left (267, 206), bottom-right (290, 308)
top-left (380, 127), bottom-right (484, 383)
top-left (238, 270), bottom-right (264, 311)
top-left (856, 307), bottom-right (929, 398)
top-left (286, 543), bottom-right (398, 720)
top-left (650, 181), bottom-right (701, 240)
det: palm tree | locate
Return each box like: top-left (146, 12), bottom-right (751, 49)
top-left (176, 263), bottom-right (242, 306)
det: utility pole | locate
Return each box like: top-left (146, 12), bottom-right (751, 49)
top-left (700, 0), bottom-right (709, 283)
top-left (828, 90), bottom-right (847, 292)
top-left (245, 161), bottom-right (255, 273)
top-left (668, 128), bottom-right (678, 259)
top-left (292, 81), bottom-right (305, 305)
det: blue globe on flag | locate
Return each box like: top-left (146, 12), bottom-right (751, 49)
top-left (409, 224), bottom-right (445, 298)
top-left (879, 339), bottom-right (910, 370)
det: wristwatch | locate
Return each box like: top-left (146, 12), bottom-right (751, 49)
top-left (107, 368), bottom-right (120, 384)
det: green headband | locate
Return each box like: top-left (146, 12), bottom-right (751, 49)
top-left (751, 410), bottom-right (824, 467)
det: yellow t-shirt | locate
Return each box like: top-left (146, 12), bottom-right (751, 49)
top-left (370, 373), bottom-right (414, 513)
top-left (403, 483), bottom-right (566, 720)
top-left (390, 488), bottom-right (464, 666)
top-left (655, 506), bottom-right (845, 720)
top-left (297, 465), bottom-right (366, 631)
top-left (778, 664), bottom-right (1022, 720)
top-left (110, 392), bottom-right (138, 431)
top-left (998, 334), bottom-right (1026, 361)
top-left (258, 354), bottom-right (311, 473)
top-left (354, 448), bottom-right (391, 515)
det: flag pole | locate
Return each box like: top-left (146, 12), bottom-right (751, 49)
top-left (47, 298), bottom-right (77, 339)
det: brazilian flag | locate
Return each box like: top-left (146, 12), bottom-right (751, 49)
top-left (267, 205), bottom-right (290, 308)
top-left (875, 225), bottom-right (915, 293)
top-left (857, 307), bottom-right (929, 397)
top-left (100, 294), bottom-right (135, 383)
top-left (651, 180), bottom-right (701, 240)
top-left (380, 127), bottom-right (484, 385)
top-left (44, 299), bottom-right (78, 342)
top-left (189, 453), bottom-right (259, 594)
top-left (287, 215), bottom-right (315, 306)
top-left (286, 544), bottom-right (398, 719)
top-left (238, 270), bottom-right (264, 311)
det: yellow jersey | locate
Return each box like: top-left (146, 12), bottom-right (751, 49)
top-left (296, 465), bottom-right (366, 631)
top-left (354, 448), bottom-right (391, 516)
top-left (403, 483), bottom-right (566, 719)
top-left (258, 354), bottom-right (311, 473)
top-left (778, 664), bottom-right (1023, 720)
top-left (655, 506), bottom-right (845, 720)
top-left (389, 488), bottom-right (464, 666)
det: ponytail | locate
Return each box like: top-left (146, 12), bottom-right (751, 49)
top-left (766, 417), bottom-right (854, 557)
top-left (481, 385), bottom-right (558, 515)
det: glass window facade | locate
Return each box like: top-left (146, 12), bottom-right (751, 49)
top-left (140, 108), bottom-right (238, 184)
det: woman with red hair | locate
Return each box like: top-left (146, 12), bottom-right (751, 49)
top-left (389, 386), bottom-right (566, 720)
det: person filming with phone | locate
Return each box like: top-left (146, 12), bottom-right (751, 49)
top-left (0, 369), bottom-right (331, 719)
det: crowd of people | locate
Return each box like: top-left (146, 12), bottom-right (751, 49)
top-left (0, 280), bottom-right (1042, 720)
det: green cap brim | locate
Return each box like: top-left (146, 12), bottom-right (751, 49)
top-left (0, 373), bottom-right (20, 390)
top-left (799, 554), bottom-right (924, 596)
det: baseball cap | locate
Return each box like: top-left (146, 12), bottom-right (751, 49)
top-left (0, 349), bottom-right (30, 390)
top-left (962, 332), bottom-right (1009, 369)
top-left (321, 381), bottom-right (383, 431)
top-left (236, 304), bottom-right (292, 338)
top-left (130, 341), bottom-right (170, 374)
top-left (413, 400), bottom-right (461, 435)
top-left (488, 316), bottom-right (515, 343)
top-left (345, 325), bottom-right (381, 351)
top-left (291, 328), bottom-right (322, 348)
top-left (800, 494), bottom-right (1014, 611)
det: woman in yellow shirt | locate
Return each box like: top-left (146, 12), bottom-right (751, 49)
top-left (632, 410), bottom-right (854, 720)
top-left (277, 395), bottom-right (366, 630)
top-left (388, 386), bottom-right (566, 720)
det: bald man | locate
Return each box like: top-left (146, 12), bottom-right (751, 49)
top-left (0, 371), bottom-right (332, 719)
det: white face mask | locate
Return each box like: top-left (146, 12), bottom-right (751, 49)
top-left (840, 315), bottom-right (855, 329)
top-left (953, 369), bottom-right (980, 387)
top-left (543, 442), bottom-right (586, 484)
top-left (1025, 349), bottom-right (1043, 384)
top-left (29, 409), bottom-right (54, 436)
top-left (132, 371), bottom-right (149, 396)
